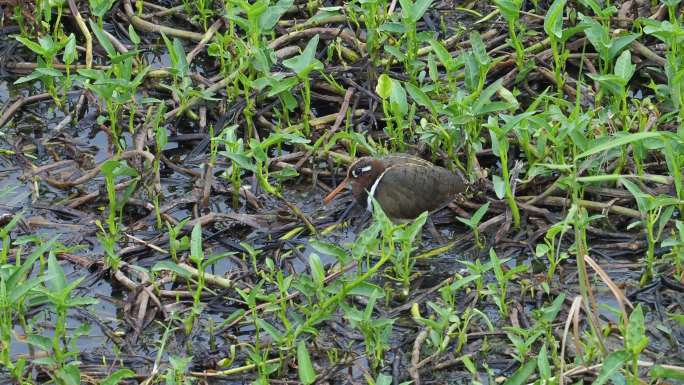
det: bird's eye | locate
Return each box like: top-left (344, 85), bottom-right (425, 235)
top-left (351, 165), bottom-right (372, 178)
top-left (352, 166), bottom-right (373, 178)
top-left (352, 167), bottom-right (363, 178)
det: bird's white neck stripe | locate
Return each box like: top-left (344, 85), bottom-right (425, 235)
top-left (366, 169), bottom-right (388, 212)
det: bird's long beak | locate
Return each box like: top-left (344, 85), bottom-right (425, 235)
top-left (323, 178), bottom-right (350, 204)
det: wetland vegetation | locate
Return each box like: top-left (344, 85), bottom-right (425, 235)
top-left (0, 0), bottom-right (683, 384)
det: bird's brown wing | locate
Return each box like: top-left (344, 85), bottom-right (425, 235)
top-left (372, 163), bottom-right (465, 220)
top-left (379, 154), bottom-right (434, 168)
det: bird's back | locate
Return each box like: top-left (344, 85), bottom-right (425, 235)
top-left (379, 154), bottom-right (434, 168)
top-left (373, 154), bottom-right (465, 220)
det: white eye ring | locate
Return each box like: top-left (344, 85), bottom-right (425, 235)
top-left (351, 169), bottom-right (358, 178)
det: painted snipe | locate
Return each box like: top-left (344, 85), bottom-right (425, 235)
top-left (323, 154), bottom-right (466, 222)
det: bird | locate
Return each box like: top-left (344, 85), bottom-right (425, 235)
top-left (323, 154), bottom-right (466, 222)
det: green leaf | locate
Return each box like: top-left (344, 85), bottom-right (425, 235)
top-left (160, 32), bottom-right (177, 69)
top-left (498, 86), bottom-right (519, 109)
top-left (33, 356), bottom-right (57, 366)
top-left (309, 253), bottom-right (325, 287)
top-left (266, 76), bottom-right (299, 97)
top-left (429, 39), bottom-right (454, 69)
top-left (8, 277), bottom-right (44, 304)
top-left (398, 0), bottom-right (413, 18)
top-left (385, 44), bottom-right (406, 61)
top-left (473, 78), bottom-right (504, 115)
top-left (471, 202), bottom-right (490, 225)
top-left (346, 282), bottom-right (385, 298)
top-left (257, 318), bottom-right (284, 342)
top-left (621, 178), bottom-right (648, 213)
top-left (250, 139), bottom-right (268, 162)
top-left (503, 360), bottom-right (537, 385)
top-left (55, 363), bottom-right (80, 385)
top-left (407, 0), bottom-right (434, 23)
top-left (221, 152), bottom-right (255, 172)
top-left (538, 344), bottom-right (551, 380)
top-left (456, 215), bottom-right (474, 228)
top-left (224, 308), bottom-right (246, 325)
top-left (490, 128), bottom-right (501, 157)
top-left (579, 13), bottom-right (608, 59)
top-left (89, 19), bottom-right (117, 58)
top-left (643, 19), bottom-right (682, 45)
top-left (13, 71), bottom-right (44, 85)
top-left (309, 240), bottom-right (350, 264)
top-left (495, 0), bottom-right (522, 22)
top-left (375, 373), bottom-right (393, 385)
top-left (470, 31), bottom-right (489, 65)
top-left (297, 340), bottom-right (317, 385)
top-left (63, 33), bottom-right (77, 65)
top-left (389, 78), bottom-right (408, 116)
top-left (259, 0), bottom-right (294, 30)
top-left (378, 22), bottom-right (408, 33)
top-left (663, 0), bottom-right (682, 7)
top-left (100, 159), bottom-right (137, 179)
top-left (462, 355), bottom-right (476, 374)
top-left (16, 36), bottom-right (47, 56)
top-left (657, 205), bottom-right (675, 239)
top-left (578, 0), bottom-right (604, 15)
top-left (626, 304), bottom-right (649, 354)
top-left (100, 368), bottom-right (136, 385)
top-left (402, 210), bottom-right (428, 242)
top-left (8, 237), bottom-right (57, 289)
top-left (587, 73), bottom-right (626, 97)
top-left (544, 0), bottom-right (567, 39)
top-left (269, 158), bottom-right (298, 177)
top-left (190, 222), bottom-right (204, 263)
top-left (26, 334), bottom-right (52, 351)
top-left (128, 25), bottom-right (140, 45)
top-left (89, 0), bottom-right (116, 18)
top-left (450, 274), bottom-right (481, 291)
top-left (376, 74), bottom-right (392, 99)
top-left (307, 6), bottom-right (342, 24)
top-left (608, 33), bottom-right (641, 60)
top-left (489, 248), bottom-right (505, 283)
top-left (493, 174), bottom-right (506, 199)
top-left (47, 250), bottom-right (67, 293)
top-left (282, 34), bottom-right (322, 77)
top-left (428, 54), bottom-right (439, 82)
top-left (151, 261), bottom-right (193, 279)
top-left (477, 101), bottom-right (514, 115)
top-left (173, 37), bottom-right (188, 77)
top-left (260, 131), bottom-right (310, 147)
top-left (614, 50), bottom-right (635, 82)
top-left (370, 198), bottom-right (393, 228)
top-left (40, 35), bottom-right (61, 54)
top-left (109, 48), bottom-right (138, 66)
top-left (405, 82), bottom-right (436, 114)
top-left (77, 68), bottom-right (105, 80)
top-left (540, 292), bottom-right (566, 322)
top-left (649, 365), bottom-right (684, 381)
top-left (561, 24), bottom-right (589, 42)
top-left (36, 67), bottom-right (63, 77)
top-left (575, 132), bottom-right (662, 160)
top-left (591, 350), bottom-right (628, 385)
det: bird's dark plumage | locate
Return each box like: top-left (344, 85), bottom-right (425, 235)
top-left (324, 153), bottom-right (465, 222)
